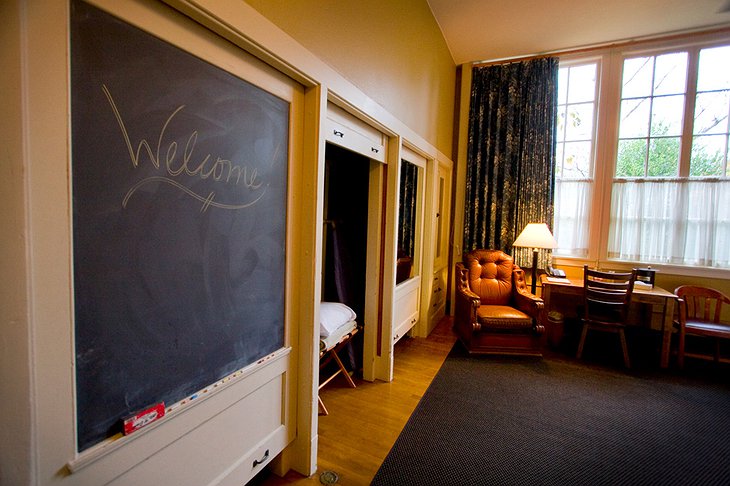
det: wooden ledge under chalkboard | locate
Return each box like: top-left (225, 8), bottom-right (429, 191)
top-left (66, 347), bottom-right (291, 474)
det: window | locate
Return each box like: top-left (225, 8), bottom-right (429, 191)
top-left (554, 62), bottom-right (598, 257)
top-left (692, 45), bottom-right (730, 177)
top-left (554, 34), bottom-right (730, 270)
top-left (615, 52), bottom-right (687, 178)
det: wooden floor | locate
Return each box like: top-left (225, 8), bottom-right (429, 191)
top-left (255, 316), bottom-right (457, 485)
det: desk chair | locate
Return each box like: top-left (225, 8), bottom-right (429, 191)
top-left (577, 265), bottom-right (637, 368)
top-left (674, 286), bottom-right (730, 369)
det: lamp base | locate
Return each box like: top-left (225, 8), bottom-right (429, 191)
top-left (530, 248), bottom-right (538, 295)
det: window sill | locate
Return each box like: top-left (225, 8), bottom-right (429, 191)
top-left (552, 255), bottom-right (730, 280)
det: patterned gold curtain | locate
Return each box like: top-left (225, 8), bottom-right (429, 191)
top-left (463, 57), bottom-right (559, 269)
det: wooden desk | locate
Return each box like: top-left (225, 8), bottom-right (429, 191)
top-left (541, 276), bottom-right (677, 368)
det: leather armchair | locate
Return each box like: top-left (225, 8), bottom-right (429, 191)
top-left (454, 249), bottom-right (545, 356)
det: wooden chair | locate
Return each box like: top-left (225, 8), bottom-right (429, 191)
top-left (674, 285), bottom-right (730, 369)
top-left (577, 265), bottom-right (637, 368)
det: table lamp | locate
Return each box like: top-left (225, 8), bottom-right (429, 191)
top-left (513, 223), bottom-right (558, 294)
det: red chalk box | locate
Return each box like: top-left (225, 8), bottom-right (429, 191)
top-left (123, 402), bottom-right (165, 435)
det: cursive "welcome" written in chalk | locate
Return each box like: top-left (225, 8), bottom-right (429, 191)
top-left (102, 84), bottom-right (271, 212)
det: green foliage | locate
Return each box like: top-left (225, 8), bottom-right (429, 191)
top-left (648, 137), bottom-right (680, 176)
top-left (616, 139), bottom-right (646, 177)
top-left (615, 121), bottom-right (728, 177)
top-left (616, 137), bottom-right (679, 177)
top-left (690, 138), bottom-right (726, 176)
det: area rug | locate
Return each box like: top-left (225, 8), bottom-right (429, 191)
top-left (372, 343), bottom-right (730, 485)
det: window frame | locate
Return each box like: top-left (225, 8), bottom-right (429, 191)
top-left (552, 30), bottom-right (730, 279)
top-left (553, 57), bottom-right (602, 258)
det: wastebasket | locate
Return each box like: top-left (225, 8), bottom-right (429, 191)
top-left (547, 311), bottom-right (564, 349)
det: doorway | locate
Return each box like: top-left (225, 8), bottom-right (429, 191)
top-left (322, 142), bottom-right (371, 375)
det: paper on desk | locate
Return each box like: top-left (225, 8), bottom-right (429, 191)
top-left (634, 281), bottom-right (653, 289)
top-left (546, 277), bottom-right (571, 284)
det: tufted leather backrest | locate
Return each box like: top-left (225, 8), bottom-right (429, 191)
top-left (464, 249), bottom-right (514, 305)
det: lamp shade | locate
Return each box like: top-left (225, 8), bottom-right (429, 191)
top-left (513, 223), bottom-right (557, 249)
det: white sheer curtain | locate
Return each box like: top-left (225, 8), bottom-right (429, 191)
top-left (554, 179), bottom-right (592, 257)
top-left (608, 179), bottom-right (730, 268)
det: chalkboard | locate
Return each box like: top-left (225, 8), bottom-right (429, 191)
top-left (70, 0), bottom-right (289, 451)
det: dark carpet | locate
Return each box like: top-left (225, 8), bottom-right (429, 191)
top-left (372, 343), bottom-right (730, 486)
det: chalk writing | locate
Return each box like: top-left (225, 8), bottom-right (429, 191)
top-left (102, 84), bottom-right (272, 211)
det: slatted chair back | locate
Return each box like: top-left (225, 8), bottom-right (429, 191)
top-left (583, 265), bottom-right (637, 325)
top-left (577, 265), bottom-right (638, 368)
top-left (675, 285), bottom-right (730, 324)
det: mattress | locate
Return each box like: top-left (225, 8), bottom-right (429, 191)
top-left (320, 302), bottom-right (358, 353)
top-left (320, 318), bottom-right (358, 353)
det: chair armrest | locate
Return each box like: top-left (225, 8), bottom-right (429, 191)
top-left (455, 287), bottom-right (481, 333)
top-left (512, 267), bottom-right (545, 331)
top-left (458, 286), bottom-right (480, 303)
top-left (456, 287), bottom-right (481, 314)
top-left (454, 263), bottom-right (481, 334)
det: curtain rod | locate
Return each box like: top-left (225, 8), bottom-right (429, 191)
top-left (473, 25), bottom-right (730, 67)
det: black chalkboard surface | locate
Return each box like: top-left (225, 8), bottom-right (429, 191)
top-left (71, 0), bottom-right (289, 451)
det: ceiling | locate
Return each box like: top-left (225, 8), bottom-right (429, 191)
top-left (426, 0), bottom-right (730, 64)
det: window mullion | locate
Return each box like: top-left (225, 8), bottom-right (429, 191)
top-left (593, 51), bottom-right (621, 264)
top-left (679, 47), bottom-right (700, 177)
top-left (646, 58), bottom-right (657, 177)
top-left (725, 101), bottom-right (730, 176)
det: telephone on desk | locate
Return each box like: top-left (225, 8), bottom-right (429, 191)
top-left (546, 266), bottom-right (566, 278)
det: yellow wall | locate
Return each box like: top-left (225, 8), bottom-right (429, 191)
top-left (244, 0), bottom-right (456, 157)
top-left (0, 2), bottom-right (32, 484)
